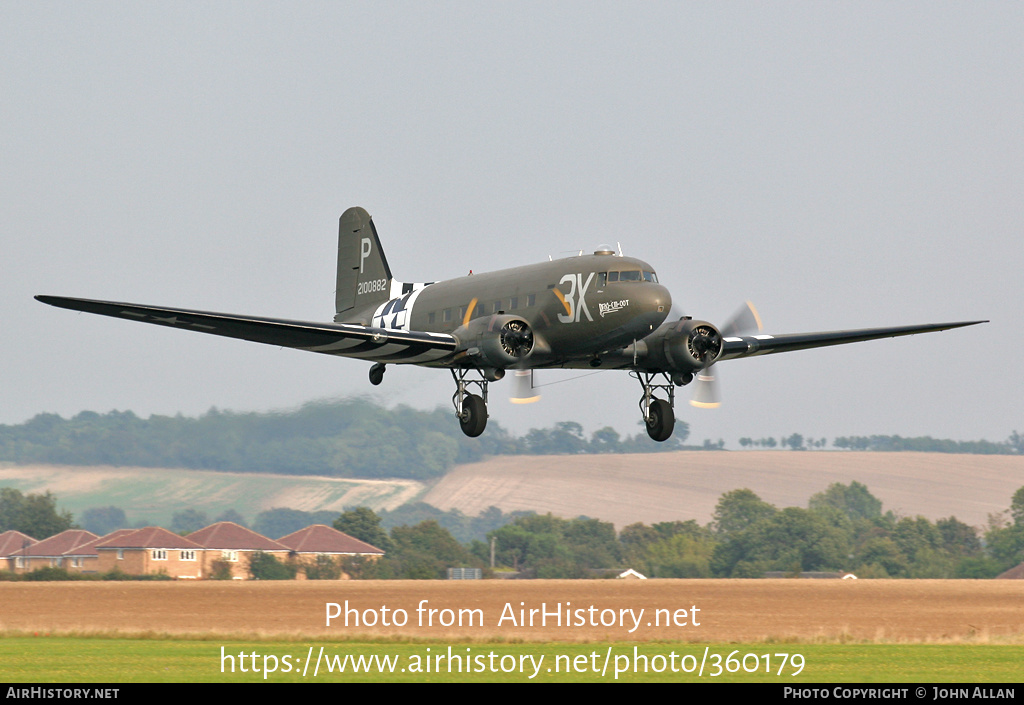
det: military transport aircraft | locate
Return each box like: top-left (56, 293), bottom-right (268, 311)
top-left (37, 206), bottom-right (986, 442)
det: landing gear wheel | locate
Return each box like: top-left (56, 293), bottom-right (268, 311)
top-left (646, 398), bottom-right (675, 442)
top-left (368, 363), bottom-right (386, 386)
top-left (459, 394), bottom-right (488, 437)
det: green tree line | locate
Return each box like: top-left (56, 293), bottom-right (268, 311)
top-left (742, 432), bottom-right (1022, 454)
top-left (7, 482), bottom-right (1024, 580)
top-left (331, 482), bottom-right (1024, 580)
top-left (0, 400), bottom-right (697, 480)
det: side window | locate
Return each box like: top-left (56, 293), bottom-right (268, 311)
top-left (442, 309), bottom-right (452, 322)
top-left (492, 301), bottom-right (502, 313)
top-left (510, 296), bottom-right (518, 310)
top-left (527, 294), bottom-right (536, 307)
top-left (598, 272), bottom-right (607, 288)
top-left (428, 312), bottom-right (436, 324)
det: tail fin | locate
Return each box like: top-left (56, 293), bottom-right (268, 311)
top-left (334, 207), bottom-right (395, 321)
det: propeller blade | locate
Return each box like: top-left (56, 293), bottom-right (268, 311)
top-left (689, 369), bottom-right (720, 409)
top-left (720, 301), bottom-right (763, 338)
top-left (509, 369), bottom-right (540, 404)
top-left (690, 301), bottom-right (759, 409)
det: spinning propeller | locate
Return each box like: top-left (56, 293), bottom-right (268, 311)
top-left (690, 301), bottom-right (762, 409)
top-left (500, 319), bottom-right (541, 404)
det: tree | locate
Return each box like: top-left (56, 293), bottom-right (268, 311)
top-left (334, 507), bottom-right (392, 552)
top-left (640, 533), bottom-right (715, 578)
top-left (1011, 486), bottom-right (1024, 526)
top-left (711, 489), bottom-right (776, 536)
top-left (712, 507), bottom-right (851, 577)
top-left (254, 508), bottom-right (337, 539)
top-left (378, 520), bottom-right (479, 579)
top-left (304, 555), bottom-right (342, 580)
top-left (80, 506), bottom-right (127, 535)
top-left (0, 488), bottom-right (75, 538)
top-left (247, 552), bottom-right (296, 580)
top-left (171, 508), bottom-right (209, 535)
top-left (783, 434), bottom-right (805, 451)
top-left (892, 516), bottom-right (941, 564)
top-left (854, 537), bottom-right (908, 578)
top-left (935, 517), bottom-right (981, 557)
top-left (808, 481), bottom-right (882, 521)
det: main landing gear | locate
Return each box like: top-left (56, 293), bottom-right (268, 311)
top-left (451, 368), bottom-right (489, 437)
top-left (633, 370), bottom-right (687, 442)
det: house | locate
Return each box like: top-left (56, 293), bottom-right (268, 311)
top-left (68, 529), bottom-right (139, 574)
top-left (95, 527), bottom-right (206, 579)
top-left (8, 530), bottom-right (98, 574)
top-left (0, 530), bottom-right (38, 572)
top-left (276, 524), bottom-right (384, 579)
top-left (186, 522), bottom-right (290, 579)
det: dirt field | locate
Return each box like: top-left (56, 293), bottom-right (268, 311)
top-left (2, 579), bottom-right (1021, 643)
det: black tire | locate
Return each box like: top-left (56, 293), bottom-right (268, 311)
top-left (645, 398), bottom-right (675, 442)
top-left (459, 394), bottom-right (488, 437)
top-left (368, 363), bottom-right (385, 386)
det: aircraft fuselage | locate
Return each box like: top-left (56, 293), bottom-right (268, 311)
top-left (355, 254), bottom-right (672, 367)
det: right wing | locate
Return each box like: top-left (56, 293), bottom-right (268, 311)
top-left (717, 320), bottom-right (987, 361)
top-left (35, 295), bottom-right (458, 365)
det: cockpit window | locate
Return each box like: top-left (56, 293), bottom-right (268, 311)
top-left (643, 271), bottom-right (658, 283)
top-left (619, 270), bottom-right (642, 282)
top-left (608, 271), bottom-right (619, 282)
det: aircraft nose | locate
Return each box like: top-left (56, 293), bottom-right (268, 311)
top-left (648, 284), bottom-right (672, 318)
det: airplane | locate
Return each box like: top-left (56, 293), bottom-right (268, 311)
top-left (37, 206), bottom-right (986, 442)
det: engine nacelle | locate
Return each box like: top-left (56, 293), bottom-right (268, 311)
top-left (657, 319), bottom-right (724, 372)
top-left (454, 314), bottom-right (536, 370)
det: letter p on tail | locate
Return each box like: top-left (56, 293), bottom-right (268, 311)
top-left (335, 206), bottom-right (394, 322)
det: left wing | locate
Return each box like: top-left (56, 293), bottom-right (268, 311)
top-left (717, 320), bottom-right (987, 361)
top-left (35, 295), bottom-right (458, 365)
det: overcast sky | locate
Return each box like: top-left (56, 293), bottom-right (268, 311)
top-left (3, 2), bottom-right (1021, 446)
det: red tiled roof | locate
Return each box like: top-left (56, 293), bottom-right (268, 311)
top-left (70, 529), bottom-right (139, 556)
top-left (276, 525), bottom-right (384, 555)
top-left (187, 522), bottom-right (289, 551)
top-left (0, 530), bottom-right (37, 557)
top-left (10, 530), bottom-right (98, 557)
top-left (95, 527), bottom-right (203, 550)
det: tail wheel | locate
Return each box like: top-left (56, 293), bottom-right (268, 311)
top-left (459, 394), bottom-right (488, 437)
top-left (645, 398), bottom-right (675, 442)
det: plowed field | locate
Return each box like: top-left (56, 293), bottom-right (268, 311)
top-left (2, 579), bottom-right (1022, 643)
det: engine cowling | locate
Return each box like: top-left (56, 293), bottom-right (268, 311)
top-left (455, 314), bottom-right (536, 369)
top-left (662, 319), bottom-right (723, 372)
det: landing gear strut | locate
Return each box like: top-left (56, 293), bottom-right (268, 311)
top-left (451, 368), bottom-right (489, 437)
top-left (633, 370), bottom-right (678, 442)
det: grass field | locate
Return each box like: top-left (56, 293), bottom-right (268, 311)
top-left (2, 637), bottom-right (1022, 683)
